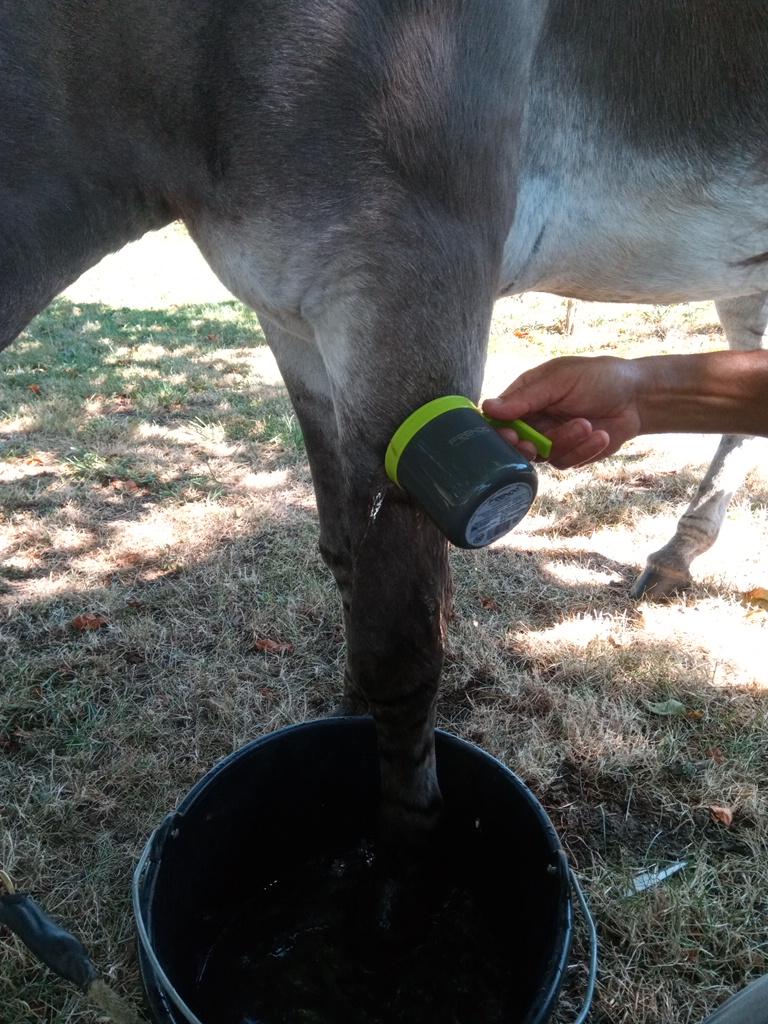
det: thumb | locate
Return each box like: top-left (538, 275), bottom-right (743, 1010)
top-left (482, 370), bottom-right (557, 422)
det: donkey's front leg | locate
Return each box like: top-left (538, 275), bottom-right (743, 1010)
top-left (344, 483), bottom-right (450, 844)
top-left (315, 269), bottom-right (492, 847)
top-left (262, 321), bottom-right (370, 715)
top-left (265, 310), bottom-right (470, 835)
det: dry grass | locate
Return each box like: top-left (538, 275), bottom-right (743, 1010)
top-left (1, 227), bottom-right (767, 1024)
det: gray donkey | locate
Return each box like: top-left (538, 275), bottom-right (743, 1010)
top-left (2, 0), bottom-right (767, 842)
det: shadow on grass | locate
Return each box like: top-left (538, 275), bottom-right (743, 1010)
top-left (3, 492), bottom-right (762, 701)
top-left (1, 298), bottom-right (266, 422)
top-left (32, 297), bottom-right (267, 348)
top-left (1, 298), bottom-right (309, 595)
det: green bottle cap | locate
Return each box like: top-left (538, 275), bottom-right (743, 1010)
top-left (385, 396), bottom-right (476, 485)
top-left (385, 395), bottom-right (552, 485)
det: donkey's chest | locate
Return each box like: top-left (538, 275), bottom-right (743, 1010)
top-left (501, 159), bottom-right (768, 304)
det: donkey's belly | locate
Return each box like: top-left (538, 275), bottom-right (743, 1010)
top-left (502, 163), bottom-right (768, 304)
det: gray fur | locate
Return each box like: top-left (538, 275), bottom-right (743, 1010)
top-left (1, 0), bottom-right (766, 836)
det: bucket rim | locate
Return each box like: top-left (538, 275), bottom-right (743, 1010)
top-left (164, 717), bottom-right (562, 847)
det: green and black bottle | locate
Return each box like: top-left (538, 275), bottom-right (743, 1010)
top-left (385, 395), bottom-right (551, 549)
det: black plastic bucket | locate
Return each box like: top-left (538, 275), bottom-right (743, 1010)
top-left (133, 718), bottom-right (594, 1024)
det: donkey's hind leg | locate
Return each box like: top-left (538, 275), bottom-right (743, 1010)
top-left (631, 292), bottom-right (768, 599)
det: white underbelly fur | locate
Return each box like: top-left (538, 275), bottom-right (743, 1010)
top-left (502, 160), bottom-right (768, 303)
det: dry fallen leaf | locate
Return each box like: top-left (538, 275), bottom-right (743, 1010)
top-left (742, 587), bottom-right (768, 611)
top-left (480, 596), bottom-right (500, 612)
top-left (108, 478), bottom-right (148, 495)
top-left (116, 551), bottom-right (144, 568)
top-left (705, 747), bottom-right (726, 765)
top-left (23, 451), bottom-right (56, 466)
top-left (254, 637), bottom-right (294, 655)
top-left (709, 805), bottom-right (734, 827)
top-left (105, 395), bottom-right (136, 415)
top-left (608, 634), bottom-right (631, 648)
top-left (628, 473), bottom-right (656, 489)
top-left (70, 612), bottom-right (109, 631)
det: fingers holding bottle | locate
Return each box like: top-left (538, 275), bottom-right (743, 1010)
top-left (484, 355), bottom-right (645, 468)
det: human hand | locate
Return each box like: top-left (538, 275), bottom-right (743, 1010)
top-left (482, 355), bottom-right (645, 469)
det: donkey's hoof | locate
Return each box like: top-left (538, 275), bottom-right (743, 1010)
top-left (630, 565), bottom-right (691, 601)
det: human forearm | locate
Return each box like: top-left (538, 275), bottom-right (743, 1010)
top-left (485, 348), bottom-right (768, 470)
top-left (637, 350), bottom-right (768, 438)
